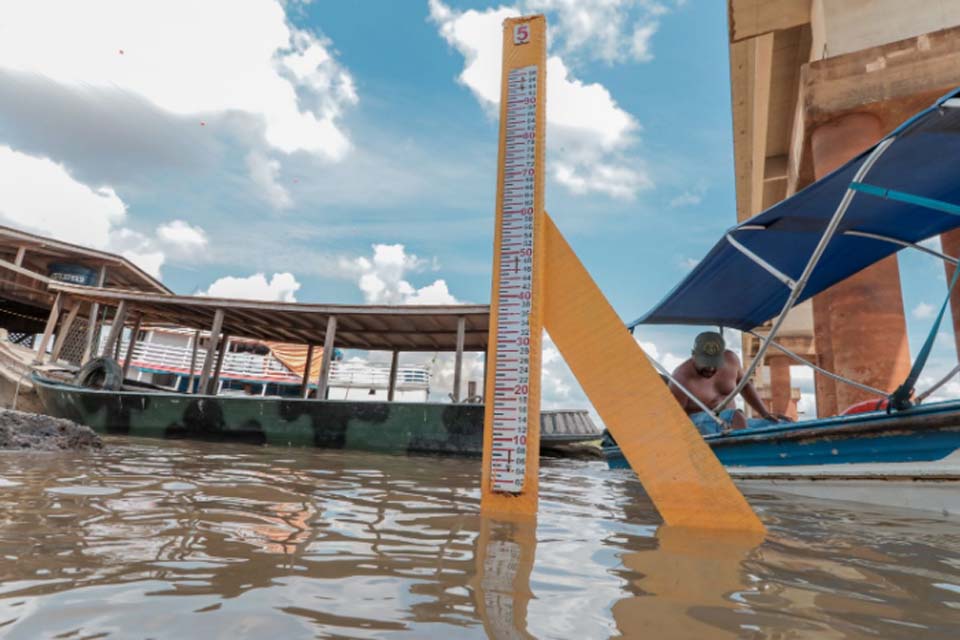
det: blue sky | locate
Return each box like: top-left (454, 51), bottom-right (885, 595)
top-left (0, 0), bottom-right (957, 412)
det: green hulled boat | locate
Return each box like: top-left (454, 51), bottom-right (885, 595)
top-left (33, 374), bottom-right (600, 456)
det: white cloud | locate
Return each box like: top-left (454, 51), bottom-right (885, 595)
top-left (343, 243), bottom-right (462, 305)
top-left (637, 338), bottom-right (686, 373)
top-left (678, 256), bottom-right (699, 271)
top-left (107, 228), bottom-right (166, 278)
top-left (429, 0), bottom-right (650, 200)
top-left (246, 151), bottom-right (293, 210)
top-left (0, 145), bottom-right (126, 248)
top-left (156, 220), bottom-right (208, 252)
top-left (200, 272), bottom-right (301, 302)
top-left (913, 302), bottom-right (936, 320)
top-left (0, 1), bottom-right (357, 159)
top-left (526, 0), bottom-right (667, 64)
top-left (670, 191), bottom-right (703, 208)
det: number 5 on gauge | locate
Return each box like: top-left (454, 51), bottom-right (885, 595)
top-left (514, 23), bottom-right (530, 45)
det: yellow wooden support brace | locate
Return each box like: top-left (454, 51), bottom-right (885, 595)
top-left (542, 214), bottom-right (765, 533)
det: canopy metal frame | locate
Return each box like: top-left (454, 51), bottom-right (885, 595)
top-left (715, 137), bottom-right (897, 411)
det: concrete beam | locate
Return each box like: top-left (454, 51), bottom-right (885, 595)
top-left (729, 0), bottom-right (810, 44)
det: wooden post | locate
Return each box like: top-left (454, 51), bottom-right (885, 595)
top-left (387, 350), bottom-right (400, 401)
top-left (197, 309), bottom-right (224, 395)
top-left (316, 315), bottom-right (338, 400)
top-left (13, 246), bottom-right (25, 266)
top-left (49, 299), bottom-right (81, 363)
top-left (300, 344), bottom-right (315, 398)
top-left (453, 316), bottom-right (466, 402)
top-left (481, 351), bottom-right (488, 403)
top-left (34, 292), bottom-right (63, 364)
top-left (187, 329), bottom-right (200, 393)
top-left (209, 335), bottom-right (230, 395)
top-left (121, 313), bottom-right (142, 378)
top-left (82, 266), bottom-right (108, 363)
top-left (101, 300), bottom-right (128, 359)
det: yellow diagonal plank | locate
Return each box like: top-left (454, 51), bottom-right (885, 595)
top-left (542, 214), bottom-right (765, 533)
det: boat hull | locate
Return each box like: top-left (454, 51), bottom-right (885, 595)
top-left (603, 402), bottom-right (960, 515)
top-left (33, 376), bottom-right (600, 456)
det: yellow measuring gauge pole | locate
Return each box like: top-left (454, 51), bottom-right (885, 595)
top-left (481, 15), bottom-right (547, 516)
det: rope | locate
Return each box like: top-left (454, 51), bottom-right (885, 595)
top-left (889, 256), bottom-right (960, 411)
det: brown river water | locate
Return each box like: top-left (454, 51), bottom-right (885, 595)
top-left (0, 438), bottom-right (959, 639)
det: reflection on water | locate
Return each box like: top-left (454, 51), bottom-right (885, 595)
top-left (0, 438), bottom-right (958, 638)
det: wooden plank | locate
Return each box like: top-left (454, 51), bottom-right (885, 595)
top-left (542, 213), bottom-right (764, 532)
top-left (316, 315), bottom-right (337, 400)
top-left (121, 314), bottom-right (143, 377)
top-left (49, 299), bottom-right (81, 363)
top-left (387, 350), bottom-right (399, 401)
top-left (82, 265), bottom-right (108, 363)
top-left (101, 300), bottom-right (128, 359)
top-left (34, 292), bottom-right (63, 364)
top-left (453, 316), bottom-right (466, 402)
top-left (197, 309), bottom-right (224, 395)
top-left (209, 334), bottom-right (230, 394)
top-left (301, 344), bottom-right (315, 399)
top-left (187, 329), bottom-right (200, 393)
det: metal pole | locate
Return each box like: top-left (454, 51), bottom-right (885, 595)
top-left (717, 137), bottom-right (896, 410)
top-left (301, 344), bottom-right (315, 399)
top-left (197, 309), bottom-right (224, 395)
top-left (387, 350), bottom-right (399, 401)
top-left (34, 292), bottom-right (63, 364)
top-left (745, 329), bottom-right (886, 397)
top-left (917, 362), bottom-right (960, 403)
top-left (452, 316), bottom-right (466, 402)
top-left (121, 313), bottom-right (142, 378)
top-left (316, 315), bottom-right (338, 400)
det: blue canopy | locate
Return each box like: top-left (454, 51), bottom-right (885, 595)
top-left (634, 88), bottom-right (960, 331)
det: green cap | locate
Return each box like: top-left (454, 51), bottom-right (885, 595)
top-left (692, 331), bottom-right (725, 368)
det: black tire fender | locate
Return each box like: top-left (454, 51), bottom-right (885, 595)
top-left (73, 357), bottom-right (124, 391)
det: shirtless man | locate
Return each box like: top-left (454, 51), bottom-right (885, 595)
top-left (669, 331), bottom-right (789, 435)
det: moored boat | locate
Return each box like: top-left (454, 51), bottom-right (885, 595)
top-left (615, 89), bottom-right (960, 515)
top-left (33, 373), bottom-right (601, 456)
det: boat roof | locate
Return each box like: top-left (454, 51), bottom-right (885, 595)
top-left (0, 225), bottom-right (170, 294)
top-left (49, 282), bottom-right (490, 352)
top-left (634, 87), bottom-right (960, 331)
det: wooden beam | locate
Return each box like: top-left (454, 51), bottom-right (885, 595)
top-left (49, 299), bottom-right (81, 363)
top-left (209, 334), bottom-right (230, 395)
top-left (187, 329), bottom-right (200, 393)
top-left (34, 292), bottom-right (63, 364)
top-left (13, 246), bottom-right (25, 266)
top-left (301, 344), bottom-right (315, 399)
top-left (197, 309), bottom-right (224, 395)
top-left (82, 265), bottom-right (108, 363)
top-left (452, 316), bottom-right (466, 402)
top-left (121, 313), bottom-right (143, 378)
top-left (101, 300), bottom-right (128, 360)
top-left (316, 315), bottom-right (338, 400)
top-left (387, 350), bottom-right (399, 401)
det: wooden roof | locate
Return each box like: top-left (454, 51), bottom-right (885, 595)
top-left (0, 225), bottom-right (170, 298)
top-left (50, 283), bottom-right (490, 352)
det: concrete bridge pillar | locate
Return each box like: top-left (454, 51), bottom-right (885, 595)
top-left (811, 112), bottom-right (911, 414)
